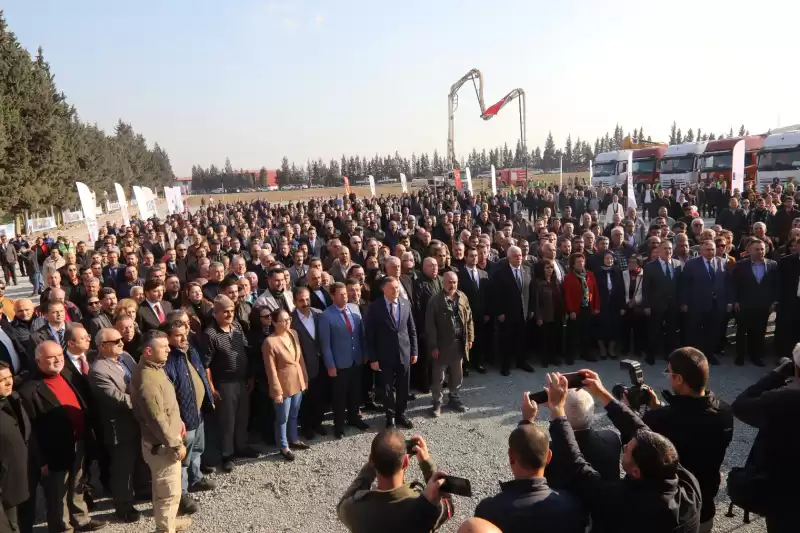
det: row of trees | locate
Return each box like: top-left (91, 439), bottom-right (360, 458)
top-left (668, 122), bottom-right (749, 145)
top-left (0, 12), bottom-right (175, 220)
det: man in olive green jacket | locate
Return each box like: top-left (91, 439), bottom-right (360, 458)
top-left (337, 431), bottom-right (451, 533)
top-left (425, 272), bottom-right (474, 417)
top-left (131, 330), bottom-right (190, 533)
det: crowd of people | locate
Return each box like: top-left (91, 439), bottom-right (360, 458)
top-left (0, 177), bottom-right (798, 533)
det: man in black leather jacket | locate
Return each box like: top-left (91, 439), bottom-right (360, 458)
top-left (547, 369), bottom-right (702, 533)
top-left (642, 347), bottom-right (733, 533)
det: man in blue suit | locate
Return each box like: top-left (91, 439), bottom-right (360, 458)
top-left (365, 276), bottom-right (418, 429)
top-left (319, 282), bottom-right (369, 439)
top-left (679, 240), bottom-right (732, 365)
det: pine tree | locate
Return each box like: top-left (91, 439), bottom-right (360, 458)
top-left (676, 129), bottom-right (683, 144)
top-left (564, 135), bottom-right (573, 170)
top-left (696, 128), bottom-right (702, 142)
top-left (728, 127), bottom-right (734, 138)
top-left (738, 125), bottom-right (746, 137)
top-left (685, 129), bottom-right (695, 142)
top-left (669, 121), bottom-right (678, 145)
top-left (543, 132), bottom-right (556, 170)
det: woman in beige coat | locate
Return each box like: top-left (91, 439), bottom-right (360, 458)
top-left (262, 308), bottom-right (309, 461)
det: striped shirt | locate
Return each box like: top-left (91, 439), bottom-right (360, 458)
top-left (203, 321), bottom-right (249, 383)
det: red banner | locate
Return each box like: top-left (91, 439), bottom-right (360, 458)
top-left (343, 176), bottom-right (351, 195)
top-left (453, 169), bottom-right (463, 191)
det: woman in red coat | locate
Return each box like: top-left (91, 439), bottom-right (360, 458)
top-left (563, 252), bottom-right (601, 362)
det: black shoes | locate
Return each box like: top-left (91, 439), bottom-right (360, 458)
top-left (517, 362), bottom-right (535, 373)
top-left (236, 448), bottom-right (260, 459)
top-left (348, 419), bottom-right (370, 431)
top-left (289, 441), bottom-right (310, 450)
top-left (397, 415), bottom-right (414, 429)
top-left (188, 478), bottom-right (216, 493)
top-left (500, 368), bottom-right (511, 376)
top-left (474, 365), bottom-right (487, 374)
top-left (76, 519), bottom-right (108, 531)
top-left (200, 465), bottom-right (215, 475)
top-left (178, 494), bottom-right (199, 516)
top-left (115, 509), bottom-right (141, 523)
top-left (220, 457), bottom-right (235, 473)
top-left (363, 400), bottom-right (381, 412)
top-left (407, 393), bottom-right (418, 401)
top-left (385, 418), bottom-right (396, 429)
top-left (334, 429), bottom-right (345, 439)
top-left (313, 424), bottom-right (327, 436)
top-left (463, 367), bottom-right (470, 377)
top-left (280, 449), bottom-right (295, 461)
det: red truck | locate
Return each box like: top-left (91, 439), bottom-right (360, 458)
top-left (631, 146), bottom-right (668, 186)
top-left (698, 135), bottom-right (766, 188)
top-left (496, 168), bottom-right (530, 187)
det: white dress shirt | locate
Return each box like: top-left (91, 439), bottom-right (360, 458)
top-left (296, 310), bottom-right (316, 339)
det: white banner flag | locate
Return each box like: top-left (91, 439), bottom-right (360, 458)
top-left (731, 139), bottom-right (745, 193)
top-left (368, 175), bottom-right (376, 197)
top-left (490, 165), bottom-right (497, 195)
top-left (589, 160), bottom-right (593, 182)
top-left (626, 152), bottom-right (637, 209)
top-left (559, 156), bottom-right (563, 189)
top-left (399, 173), bottom-right (408, 193)
top-left (75, 182), bottom-right (99, 242)
top-left (143, 187), bottom-right (158, 218)
top-left (465, 167), bottom-right (473, 193)
top-left (114, 183), bottom-right (130, 226)
top-left (132, 186), bottom-right (153, 219)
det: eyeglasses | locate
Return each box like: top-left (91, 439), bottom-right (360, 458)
top-left (102, 338), bottom-right (124, 345)
top-left (88, 301), bottom-right (101, 306)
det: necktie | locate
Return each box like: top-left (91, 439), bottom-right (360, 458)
top-left (57, 329), bottom-right (65, 348)
top-left (472, 269), bottom-right (479, 288)
top-left (342, 309), bottom-right (353, 333)
top-left (154, 303), bottom-right (165, 324)
top-left (707, 260), bottom-right (715, 281)
top-left (76, 354), bottom-right (89, 375)
top-left (514, 268), bottom-right (522, 290)
top-left (390, 301), bottom-right (397, 327)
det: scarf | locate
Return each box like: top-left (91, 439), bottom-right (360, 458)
top-left (574, 270), bottom-right (590, 308)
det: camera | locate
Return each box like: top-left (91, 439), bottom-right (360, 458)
top-left (611, 359), bottom-right (653, 410)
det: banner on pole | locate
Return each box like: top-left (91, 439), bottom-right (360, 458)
top-left (589, 160), bottom-right (593, 182)
top-left (368, 175), bottom-right (376, 197)
top-left (626, 152), bottom-right (637, 209)
top-left (75, 182), bottom-right (99, 242)
top-left (465, 168), bottom-right (473, 193)
top-left (731, 139), bottom-right (745, 193)
top-left (343, 176), bottom-right (351, 196)
top-left (114, 183), bottom-right (130, 226)
top-left (132, 186), bottom-right (154, 219)
top-left (490, 165), bottom-right (497, 195)
top-left (559, 156), bottom-right (563, 189)
top-left (399, 173), bottom-right (408, 193)
top-left (453, 169), bottom-right (463, 191)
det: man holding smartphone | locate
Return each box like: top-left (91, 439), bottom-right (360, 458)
top-left (337, 430), bottom-right (452, 533)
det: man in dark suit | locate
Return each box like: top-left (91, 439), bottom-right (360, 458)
top-left (679, 241), bottom-right (732, 365)
top-left (0, 360), bottom-right (31, 533)
top-left (642, 240), bottom-right (682, 365)
top-left (305, 268), bottom-right (332, 311)
top-left (136, 279), bottom-right (173, 333)
top-left (365, 276), bottom-right (418, 430)
top-left (30, 300), bottom-right (69, 356)
top-left (303, 227), bottom-right (324, 258)
top-left (18, 341), bottom-right (107, 533)
top-left (0, 320), bottom-right (31, 385)
top-left (492, 246), bottom-right (535, 375)
top-left (732, 239), bottom-right (779, 366)
top-left (0, 235), bottom-right (18, 286)
top-left (291, 287), bottom-right (326, 440)
top-left (775, 244), bottom-right (800, 359)
top-left (458, 246), bottom-right (490, 373)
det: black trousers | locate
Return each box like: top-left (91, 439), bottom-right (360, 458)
top-left (381, 363), bottom-right (410, 420)
top-left (249, 379), bottom-right (275, 445)
top-left (621, 308), bottom-right (647, 355)
top-left (538, 320), bottom-right (563, 364)
top-left (567, 307), bottom-right (594, 361)
top-left (361, 364), bottom-right (381, 404)
top-left (1, 262), bottom-right (16, 285)
top-left (775, 298), bottom-right (800, 359)
top-left (331, 365), bottom-right (362, 430)
top-left (500, 317), bottom-right (529, 370)
top-left (687, 306), bottom-right (722, 358)
top-left (215, 380), bottom-right (250, 458)
top-left (735, 307), bottom-right (770, 361)
top-left (470, 315), bottom-right (490, 367)
top-left (648, 304), bottom-right (678, 359)
top-left (299, 371), bottom-right (328, 431)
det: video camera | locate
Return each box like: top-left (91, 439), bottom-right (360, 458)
top-left (611, 360), bottom-right (653, 411)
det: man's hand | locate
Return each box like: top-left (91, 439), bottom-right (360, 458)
top-left (411, 356), bottom-right (418, 365)
top-left (545, 373), bottom-right (568, 418)
top-left (370, 361), bottom-right (380, 372)
top-left (423, 471), bottom-right (447, 504)
top-left (580, 368), bottom-right (614, 406)
top-left (569, 312), bottom-right (577, 320)
top-left (410, 435), bottom-right (430, 462)
top-left (645, 386), bottom-right (661, 407)
top-left (680, 304), bottom-right (688, 312)
top-left (521, 392), bottom-right (538, 422)
top-left (176, 444), bottom-right (187, 462)
top-left (497, 314), bottom-right (506, 323)
top-left (274, 394), bottom-right (284, 404)
top-left (327, 367), bottom-right (337, 378)
top-left (644, 308), bottom-right (651, 316)
top-left (180, 422), bottom-right (186, 439)
top-left (431, 349), bottom-right (439, 360)
top-left (212, 389), bottom-right (221, 402)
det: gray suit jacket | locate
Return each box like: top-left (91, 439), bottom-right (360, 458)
top-left (253, 290), bottom-right (295, 314)
top-left (88, 352), bottom-right (140, 445)
top-left (291, 308), bottom-right (322, 379)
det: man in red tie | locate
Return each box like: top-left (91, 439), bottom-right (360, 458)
top-left (136, 279), bottom-right (173, 333)
top-left (319, 282), bottom-right (369, 439)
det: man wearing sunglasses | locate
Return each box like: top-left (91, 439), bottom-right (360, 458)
top-left (88, 328), bottom-right (146, 523)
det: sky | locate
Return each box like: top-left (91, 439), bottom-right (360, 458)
top-left (4, 0), bottom-right (800, 176)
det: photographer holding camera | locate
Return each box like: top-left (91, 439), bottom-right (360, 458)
top-left (546, 370), bottom-right (702, 533)
top-left (473, 393), bottom-right (588, 533)
top-left (728, 345), bottom-right (800, 533)
top-left (337, 430), bottom-right (452, 533)
top-left (640, 348), bottom-right (733, 533)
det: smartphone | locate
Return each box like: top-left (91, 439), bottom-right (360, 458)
top-left (406, 439), bottom-right (417, 455)
top-left (441, 475), bottom-right (472, 497)
top-left (528, 372), bottom-right (585, 404)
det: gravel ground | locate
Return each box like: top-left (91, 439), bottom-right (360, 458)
top-left (27, 357), bottom-right (768, 533)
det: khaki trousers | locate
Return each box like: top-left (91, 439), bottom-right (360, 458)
top-left (141, 441), bottom-right (182, 533)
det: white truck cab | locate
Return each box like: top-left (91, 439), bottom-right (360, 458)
top-left (659, 142), bottom-right (707, 188)
top-left (592, 150), bottom-right (633, 187)
top-left (757, 131), bottom-right (800, 190)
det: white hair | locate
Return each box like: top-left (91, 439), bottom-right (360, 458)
top-left (507, 245), bottom-right (522, 256)
top-left (565, 389), bottom-right (596, 430)
top-left (752, 221), bottom-right (767, 232)
top-left (385, 256), bottom-right (400, 268)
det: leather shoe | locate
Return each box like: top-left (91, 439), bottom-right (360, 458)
top-left (335, 429), bottom-right (345, 439)
top-left (115, 509), bottom-right (141, 523)
top-left (220, 457), bottom-right (235, 473)
top-left (475, 365), bottom-right (487, 374)
top-left (76, 519), bottom-right (109, 531)
top-left (348, 419), bottom-right (370, 431)
top-left (385, 418), bottom-right (395, 428)
top-left (517, 362), bottom-right (535, 373)
top-left (188, 478), bottom-right (216, 492)
top-left (500, 368), bottom-right (511, 376)
top-left (397, 415), bottom-right (414, 429)
top-left (363, 400), bottom-right (381, 412)
top-left (463, 367), bottom-right (470, 377)
top-left (280, 449), bottom-right (295, 462)
top-left (236, 447), bottom-right (260, 459)
top-left (178, 494), bottom-right (199, 516)
top-left (289, 441), bottom-right (310, 450)
top-left (313, 424), bottom-right (327, 436)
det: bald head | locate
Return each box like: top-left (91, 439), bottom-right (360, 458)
top-left (49, 288), bottom-right (66, 302)
top-left (457, 518), bottom-right (503, 533)
top-left (14, 299), bottom-right (35, 321)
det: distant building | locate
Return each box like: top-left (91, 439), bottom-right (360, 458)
top-left (175, 176), bottom-right (192, 194)
top-left (173, 169), bottom-right (278, 194)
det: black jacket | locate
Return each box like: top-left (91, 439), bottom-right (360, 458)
top-left (474, 477), bottom-right (588, 533)
top-left (0, 392), bottom-right (31, 507)
top-left (731, 369), bottom-right (800, 508)
top-left (642, 392), bottom-right (733, 521)
top-left (549, 399), bottom-right (702, 533)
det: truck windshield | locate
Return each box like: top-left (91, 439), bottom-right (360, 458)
top-left (757, 149), bottom-right (800, 171)
top-left (632, 159), bottom-right (655, 173)
top-left (593, 162), bottom-right (616, 177)
top-left (699, 152), bottom-right (732, 171)
top-left (660, 156), bottom-right (694, 174)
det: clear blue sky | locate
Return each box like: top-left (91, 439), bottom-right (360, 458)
top-left (5, 0), bottom-right (799, 176)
